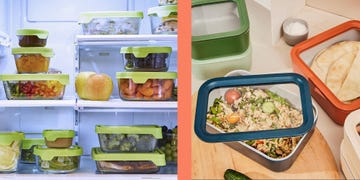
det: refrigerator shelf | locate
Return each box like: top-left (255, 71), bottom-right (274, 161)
top-left (0, 98), bottom-right (75, 107)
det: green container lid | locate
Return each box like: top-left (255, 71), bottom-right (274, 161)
top-left (33, 145), bottom-right (83, 161)
top-left (22, 138), bottom-right (45, 150)
top-left (12, 47), bottom-right (54, 57)
top-left (148, 5), bottom-right (178, 17)
top-left (16, 29), bottom-right (49, 39)
top-left (0, 132), bottom-right (25, 146)
top-left (42, 130), bottom-right (75, 141)
top-left (95, 125), bottom-right (162, 139)
top-left (0, 74), bottom-right (69, 85)
top-left (120, 46), bottom-right (172, 58)
top-left (78, 11), bottom-right (144, 24)
top-left (91, 147), bottom-right (165, 166)
top-left (116, 72), bottom-right (177, 84)
top-left (191, 0), bottom-right (250, 60)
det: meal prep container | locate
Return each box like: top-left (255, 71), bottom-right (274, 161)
top-left (21, 138), bottom-right (45, 164)
top-left (95, 125), bottom-right (162, 153)
top-left (194, 72), bottom-right (318, 171)
top-left (192, 0), bottom-right (249, 60)
top-left (120, 46), bottom-right (172, 72)
top-left (78, 11), bottom-right (144, 35)
top-left (91, 147), bottom-right (166, 174)
top-left (12, 47), bottom-right (54, 73)
top-left (291, 20), bottom-right (360, 125)
top-left (0, 132), bottom-right (24, 173)
top-left (116, 72), bottom-right (177, 101)
top-left (33, 145), bottom-right (83, 173)
top-left (148, 5), bottom-right (177, 34)
top-left (157, 132), bottom-right (177, 163)
top-left (0, 74), bottom-right (69, 100)
top-left (158, 0), bottom-right (177, 6)
top-left (43, 130), bottom-right (75, 148)
top-left (16, 29), bottom-right (48, 47)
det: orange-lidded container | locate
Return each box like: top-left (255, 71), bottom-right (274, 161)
top-left (291, 20), bottom-right (360, 125)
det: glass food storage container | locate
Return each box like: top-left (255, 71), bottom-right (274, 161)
top-left (95, 125), bottom-right (162, 153)
top-left (78, 11), bottom-right (144, 35)
top-left (91, 147), bottom-right (166, 174)
top-left (116, 72), bottom-right (177, 101)
top-left (157, 126), bottom-right (177, 163)
top-left (43, 130), bottom-right (75, 148)
top-left (148, 5), bottom-right (177, 34)
top-left (0, 74), bottom-right (69, 100)
top-left (33, 145), bottom-right (83, 174)
top-left (291, 20), bottom-right (360, 125)
top-left (16, 29), bottom-right (48, 47)
top-left (21, 138), bottom-right (45, 164)
top-left (0, 132), bottom-right (24, 173)
top-left (194, 73), bottom-right (318, 171)
top-left (11, 47), bottom-right (54, 73)
top-left (120, 46), bottom-right (172, 72)
top-left (158, 0), bottom-right (177, 6)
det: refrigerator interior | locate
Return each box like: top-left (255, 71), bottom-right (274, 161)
top-left (0, 0), bottom-right (178, 177)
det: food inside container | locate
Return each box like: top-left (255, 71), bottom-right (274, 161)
top-left (0, 74), bottom-right (69, 100)
top-left (157, 126), bottom-right (177, 162)
top-left (148, 5), bottom-right (177, 34)
top-left (116, 72), bottom-right (177, 101)
top-left (78, 11), bottom-right (144, 35)
top-left (95, 125), bottom-right (162, 153)
top-left (0, 132), bottom-right (24, 173)
top-left (120, 46), bottom-right (172, 72)
top-left (12, 47), bottom-right (54, 73)
top-left (21, 138), bottom-right (45, 164)
top-left (158, 0), bottom-right (177, 6)
top-left (33, 145), bottom-right (83, 173)
top-left (91, 147), bottom-right (166, 174)
top-left (43, 130), bottom-right (75, 148)
top-left (16, 29), bottom-right (48, 47)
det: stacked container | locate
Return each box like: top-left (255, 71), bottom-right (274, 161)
top-left (0, 131), bottom-right (25, 173)
top-left (33, 130), bottom-right (83, 173)
top-left (0, 29), bottom-right (69, 100)
top-left (92, 125), bottom-right (166, 173)
top-left (192, 0), bottom-right (252, 79)
top-left (148, 1), bottom-right (178, 34)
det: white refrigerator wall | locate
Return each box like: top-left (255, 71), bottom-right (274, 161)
top-left (0, 0), bottom-right (178, 156)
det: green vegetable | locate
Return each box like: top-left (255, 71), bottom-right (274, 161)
top-left (40, 156), bottom-right (79, 171)
top-left (21, 148), bottom-right (36, 163)
top-left (224, 169), bottom-right (251, 180)
top-left (262, 102), bottom-right (275, 113)
top-left (100, 134), bottom-right (156, 152)
top-left (265, 90), bottom-right (289, 105)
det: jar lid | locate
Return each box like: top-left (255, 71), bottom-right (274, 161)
top-left (194, 73), bottom-right (315, 142)
top-left (42, 130), bottom-right (75, 141)
top-left (16, 29), bottom-right (49, 39)
top-left (22, 138), bottom-right (45, 150)
top-left (120, 46), bottom-right (172, 58)
top-left (11, 47), bottom-right (54, 57)
top-left (78, 11), bottom-right (144, 24)
top-left (116, 72), bottom-right (177, 83)
top-left (0, 132), bottom-right (24, 146)
top-left (0, 74), bottom-right (69, 85)
top-left (148, 5), bottom-right (177, 17)
top-left (91, 148), bottom-right (165, 166)
top-left (95, 125), bottom-right (162, 139)
top-left (33, 145), bottom-right (83, 160)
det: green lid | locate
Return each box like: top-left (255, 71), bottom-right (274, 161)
top-left (95, 125), bottom-right (162, 139)
top-left (148, 5), bottom-right (178, 17)
top-left (91, 147), bottom-right (165, 166)
top-left (16, 29), bottom-right (49, 39)
top-left (33, 145), bottom-right (83, 161)
top-left (78, 11), bottom-right (144, 24)
top-left (42, 130), bottom-right (75, 141)
top-left (12, 47), bottom-right (54, 57)
top-left (0, 132), bottom-right (25, 146)
top-left (116, 72), bottom-right (177, 84)
top-left (22, 138), bottom-right (45, 150)
top-left (0, 74), bottom-right (69, 85)
top-left (120, 46), bottom-right (172, 58)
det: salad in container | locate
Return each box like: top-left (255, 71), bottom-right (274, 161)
top-left (0, 131), bottom-right (24, 173)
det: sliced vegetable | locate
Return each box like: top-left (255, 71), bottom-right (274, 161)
top-left (224, 169), bottom-right (251, 180)
top-left (226, 113), bottom-right (241, 124)
top-left (262, 101), bottom-right (275, 113)
top-left (225, 89), bottom-right (241, 105)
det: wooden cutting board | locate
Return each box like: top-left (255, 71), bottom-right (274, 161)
top-left (191, 93), bottom-right (340, 179)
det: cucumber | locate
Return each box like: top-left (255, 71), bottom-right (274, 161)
top-left (262, 101), bottom-right (275, 113)
top-left (224, 169), bottom-right (251, 180)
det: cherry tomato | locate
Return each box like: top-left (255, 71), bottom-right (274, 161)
top-left (226, 113), bottom-right (241, 124)
top-left (224, 89), bottom-right (241, 105)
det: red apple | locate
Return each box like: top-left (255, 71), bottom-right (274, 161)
top-left (75, 72), bottom-right (113, 101)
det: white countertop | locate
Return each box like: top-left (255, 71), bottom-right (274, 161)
top-left (192, 5), bottom-right (350, 177)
